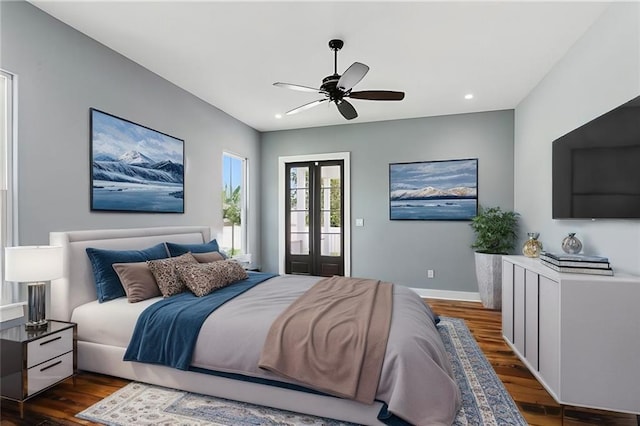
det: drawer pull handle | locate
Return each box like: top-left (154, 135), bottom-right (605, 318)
top-left (40, 360), bottom-right (62, 372)
top-left (40, 336), bottom-right (62, 346)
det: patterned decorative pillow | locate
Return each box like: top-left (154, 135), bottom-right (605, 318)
top-left (112, 261), bottom-right (161, 303)
top-left (175, 260), bottom-right (248, 297)
top-left (147, 252), bottom-right (198, 297)
top-left (191, 251), bottom-right (225, 263)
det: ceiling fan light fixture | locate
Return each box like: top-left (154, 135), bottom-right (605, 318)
top-left (273, 39), bottom-right (405, 120)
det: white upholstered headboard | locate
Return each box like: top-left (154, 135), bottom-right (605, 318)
top-left (49, 226), bottom-right (211, 321)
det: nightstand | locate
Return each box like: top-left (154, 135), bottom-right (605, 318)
top-left (0, 320), bottom-right (77, 418)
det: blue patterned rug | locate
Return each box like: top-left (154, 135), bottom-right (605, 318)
top-left (77, 316), bottom-right (526, 425)
top-left (439, 317), bottom-right (527, 425)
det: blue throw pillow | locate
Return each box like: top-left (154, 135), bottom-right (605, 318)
top-left (165, 239), bottom-right (221, 257)
top-left (86, 243), bottom-right (168, 302)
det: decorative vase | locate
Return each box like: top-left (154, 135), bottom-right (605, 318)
top-left (522, 232), bottom-right (543, 258)
top-left (561, 233), bottom-right (582, 254)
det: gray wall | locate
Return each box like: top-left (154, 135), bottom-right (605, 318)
top-left (515, 2), bottom-right (640, 275)
top-left (261, 110), bottom-right (514, 292)
top-left (0, 1), bottom-right (262, 260)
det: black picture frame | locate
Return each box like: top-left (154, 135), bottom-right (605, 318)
top-left (389, 158), bottom-right (478, 220)
top-left (90, 108), bottom-right (184, 213)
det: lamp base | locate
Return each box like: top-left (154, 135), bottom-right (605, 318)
top-left (25, 319), bottom-right (48, 329)
top-left (27, 281), bottom-right (47, 329)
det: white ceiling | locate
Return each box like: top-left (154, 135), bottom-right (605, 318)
top-left (30, 1), bottom-right (609, 132)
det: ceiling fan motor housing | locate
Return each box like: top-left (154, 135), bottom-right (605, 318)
top-left (321, 75), bottom-right (344, 102)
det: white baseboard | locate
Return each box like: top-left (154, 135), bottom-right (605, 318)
top-left (410, 288), bottom-right (481, 302)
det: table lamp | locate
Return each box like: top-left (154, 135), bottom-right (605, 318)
top-left (4, 245), bottom-right (63, 329)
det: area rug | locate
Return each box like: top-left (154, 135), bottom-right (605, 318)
top-left (76, 316), bottom-right (526, 425)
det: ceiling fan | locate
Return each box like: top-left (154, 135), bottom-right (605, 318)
top-left (274, 39), bottom-right (405, 120)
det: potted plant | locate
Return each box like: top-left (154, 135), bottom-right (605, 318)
top-left (470, 206), bottom-right (519, 309)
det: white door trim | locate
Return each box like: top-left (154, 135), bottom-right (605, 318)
top-left (278, 152), bottom-right (351, 276)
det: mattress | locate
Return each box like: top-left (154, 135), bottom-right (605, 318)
top-left (72, 296), bottom-right (160, 347)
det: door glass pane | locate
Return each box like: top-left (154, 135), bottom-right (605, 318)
top-left (290, 211), bottom-right (309, 230)
top-left (320, 165), bottom-right (340, 183)
top-left (320, 210), bottom-right (330, 228)
top-left (330, 207), bottom-right (341, 227)
top-left (320, 165), bottom-right (341, 256)
top-left (320, 187), bottom-right (341, 211)
top-left (288, 165), bottom-right (310, 256)
top-left (321, 233), bottom-right (341, 256)
top-left (290, 167), bottom-right (309, 190)
top-left (289, 209), bottom-right (309, 255)
top-left (290, 189), bottom-right (309, 210)
top-left (290, 232), bottom-right (309, 255)
top-left (320, 166), bottom-right (341, 226)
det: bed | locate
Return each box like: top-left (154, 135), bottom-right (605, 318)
top-left (49, 226), bottom-right (460, 426)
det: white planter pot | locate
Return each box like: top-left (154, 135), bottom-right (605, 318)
top-left (474, 252), bottom-right (503, 310)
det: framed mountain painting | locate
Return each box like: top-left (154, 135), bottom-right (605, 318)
top-left (90, 108), bottom-right (184, 213)
top-left (389, 158), bottom-right (478, 220)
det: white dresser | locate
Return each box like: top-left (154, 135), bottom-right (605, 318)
top-left (502, 255), bottom-right (640, 415)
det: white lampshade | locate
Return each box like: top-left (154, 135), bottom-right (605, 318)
top-left (4, 246), bottom-right (63, 282)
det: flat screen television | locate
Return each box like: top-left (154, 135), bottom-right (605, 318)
top-left (552, 95), bottom-right (640, 219)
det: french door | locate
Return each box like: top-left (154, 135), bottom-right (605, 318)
top-left (285, 160), bottom-right (344, 276)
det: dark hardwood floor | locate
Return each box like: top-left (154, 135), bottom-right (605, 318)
top-left (1, 299), bottom-right (637, 425)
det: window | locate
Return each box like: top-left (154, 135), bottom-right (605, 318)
top-left (1, 70), bottom-right (17, 305)
top-left (221, 153), bottom-right (247, 256)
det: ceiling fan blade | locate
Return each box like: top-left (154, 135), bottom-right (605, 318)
top-left (274, 82), bottom-right (323, 94)
top-left (337, 99), bottom-right (358, 120)
top-left (349, 90), bottom-right (405, 101)
top-left (337, 62), bottom-right (369, 91)
top-left (285, 99), bottom-right (327, 116)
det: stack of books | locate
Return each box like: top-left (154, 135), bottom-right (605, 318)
top-left (539, 251), bottom-right (613, 276)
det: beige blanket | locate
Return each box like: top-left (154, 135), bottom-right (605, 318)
top-left (258, 276), bottom-right (393, 404)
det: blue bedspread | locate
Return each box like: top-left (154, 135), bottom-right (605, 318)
top-left (123, 272), bottom-right (277, 370)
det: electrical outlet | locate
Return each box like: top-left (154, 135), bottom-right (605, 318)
top-left (427, 269), bottom-right (435, 278)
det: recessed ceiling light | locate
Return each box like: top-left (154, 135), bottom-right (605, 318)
top-left (464, 93), bottom-right (474, 100)
top-left (275, 114), bottom-right (282, 119)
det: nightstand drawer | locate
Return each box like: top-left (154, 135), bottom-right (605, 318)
top-left (27, 351), bottom-right (73, 396)
top-left (27, 328), bottom-right (73, 368)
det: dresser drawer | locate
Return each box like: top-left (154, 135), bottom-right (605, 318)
top-left (27, 351), bottom-right (73, 396)
top-left (27, 328), bottom-right (73, 368)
